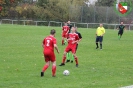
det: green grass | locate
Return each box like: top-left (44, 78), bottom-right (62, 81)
top-left (0, 24), bottom-right (133, 88)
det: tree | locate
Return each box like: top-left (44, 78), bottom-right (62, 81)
top-left (37, 0), bottom-right (48, 7)
top-left (95, 0), bottom-right (115, 7)
top-left (0, 0), bottom-right (22, 17)
top-left (39, 0), bottom-right (86, 21)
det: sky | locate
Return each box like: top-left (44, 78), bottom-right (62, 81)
top-left (85, 0), bottom-right (98, 6)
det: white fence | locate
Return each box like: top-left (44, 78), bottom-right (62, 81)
top-left (0, 19), bottom-right (133, 30)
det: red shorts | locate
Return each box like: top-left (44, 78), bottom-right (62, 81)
top-left (62, 33), bottom-right (67, 38)
top-left (65, 44), bottom-right (77, 54)
top-left (43, 50), bottom-right (55, 62)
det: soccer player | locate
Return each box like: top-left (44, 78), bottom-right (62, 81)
top-left (66, 27), bottom-right (82, 63)
top-left (95, 24), bottom-right (105, 50)
top-left (62, 23), bottom-right (70, 45)
top-left (59, 27), bottom-right (79, 67)
top-left (41, 29), bottom-right (59, 77)
top-left (117, 21), bottom-right (125, 40)
top-left (67, 20), bottom-right (72, 33)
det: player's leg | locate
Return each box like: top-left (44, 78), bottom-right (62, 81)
top-left (59, 51), bottom-right (67, 66)
top-left (66, 38), bottom-right (70, 62)
top-left (71, 53), bottom-right (74, 63)
top-left (72, 53), bottom-right (78, 67)
top-left (118, 31), bottom-right (121, 40)
top-left (99, 36), bottom-right (103, 50)
top-left (51, 61), bottom-right (56, 77)
top-left (59, 45), bottom-right (70, 66)
top-left (41, 55), bottom-right (50, 77)
top-left (71, 46), bottom-right (78, 67)
top-left (51, 53), bottom-right (56, 77)
top-left (67, 52), bottom-right (73, 63)
top-left (41, 61), bottom-right (50, 72)
top-left (100, 42), bottom-right (102, 50)
top-left (96, 36), bottom-right (99, 49)
top-left (71, 44), bottom-right (78, 63)
top-left (66, 52), bottom-right (70, 63)
top-left (120, 32), bottom-right (123, 38)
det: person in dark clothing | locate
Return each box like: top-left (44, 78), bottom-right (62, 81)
top-left (117, 21), bottom-right (125, 40)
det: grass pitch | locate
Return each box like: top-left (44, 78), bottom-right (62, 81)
top-left (0, 24), bottom-right (133, 88)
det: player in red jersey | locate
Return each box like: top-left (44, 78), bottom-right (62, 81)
top-left (59, 27), bottom-right (79, 67)
top-left (41, 29), bottom-right (59, 77)
top-left (66, 27), bottom-right (82, 63)
top-left (62, 23), bottom-right (70, 45)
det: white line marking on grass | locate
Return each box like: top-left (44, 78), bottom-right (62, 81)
top-left (120, 85), bottom-right (133, 88)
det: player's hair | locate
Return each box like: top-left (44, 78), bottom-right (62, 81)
top-left (50, 29), bottom-right (56, 35)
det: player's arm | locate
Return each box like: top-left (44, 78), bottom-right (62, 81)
top-left (65, 27), bottom-right (70, 35)
top-left (72, 35), bottom-right (79, 44)
top-left (66, 30), bottom-right (69, 35)
top-left (116, 25), bottom-right (120, 30)
top-left (42, 39), bottom-right (45, 48)
top-left (78, 33), bottom-right (82, 43)
top-left (66, 33), bottom-right (70, 41)
top-left (101, 29), bottom-right (105, 36)
top-left (42, 44), bottom-right (44, 48)
top-left (54, 44), bottom-right (59, 54)
top-left (67, 38), bottom-right (71, 41)
top-left (116, 27), bottom-right (118, 30)
top-left (53, 39), bottom-right (59, 53)
top-left (67, 39), bottom-right (71, 42)
top-left (78, 38), bottom-right (82, 43)
top-left (72, 40), bottom-right (79, 44)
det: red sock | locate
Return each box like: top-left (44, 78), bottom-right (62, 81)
top-left (62, 40), bottom-right (64, 45)
top-left (52, 65), bottom-right (56, 76)
top-left (62, 56), bottom-right (66, 63)
top-left (74, 57), bottom-right (78, 64)
top-left (42, 65), bottom-right (49, 72)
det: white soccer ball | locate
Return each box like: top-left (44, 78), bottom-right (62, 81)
top-left (63, 70), bottom-right (70, 76)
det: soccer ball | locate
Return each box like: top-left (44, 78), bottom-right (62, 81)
top-left (63, 70), bottom-right (70, 76)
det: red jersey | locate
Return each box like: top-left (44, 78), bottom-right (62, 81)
top-left (67, 33), bottom-right (79, 46)
top-left (62, 26), bottom-right (70, 34)
top-left (43, 35), bottom-right (56, 52)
